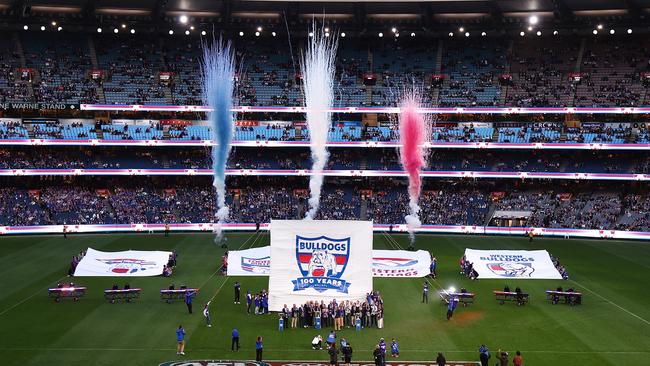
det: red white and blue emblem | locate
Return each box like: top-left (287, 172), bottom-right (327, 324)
top-left (241, 256), bottom-right (270, 274)
top-left (292, 235), bottom-right (351, 293)
top-left (487, 262), bottom-right (535, 277)
top-left (96, 258), bottom-right (158, 274)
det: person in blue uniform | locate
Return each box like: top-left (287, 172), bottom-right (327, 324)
top-left (390, 338), bottom-right (399, 358)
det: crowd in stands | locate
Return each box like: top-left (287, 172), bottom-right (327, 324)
top-left (281, 291), bottom-right (385, 330)
top-left (2, 146), bottom-right (649, 175)
top-left (1, 178), bottom-right (647, 233)
top-left (0, 31), bottom-right (649, 107)
top-left (3, 120), bottom-right (647, 145)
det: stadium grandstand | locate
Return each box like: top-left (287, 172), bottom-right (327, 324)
top-left (0, 1), bottom-right (649, 366)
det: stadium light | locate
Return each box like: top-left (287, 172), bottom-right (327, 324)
top-left (410, 32), bottom-right (415, 37)
top-left (201, 30), bottom-right (207, 36)
top-left (308, 32), bottom-right (313, 37)
top-left (257, 26), bottom-right (262, 32)
top-left (271, 31), bottom-right (277, 37)
top-left (239, 31), bottom-right (244, 36)
top-left (593, 29), bottom-right (598, 35)
top-left (553, 30), bottom-right (559, 35)
top-left (190, 26), bottom-right (195, 31)
top-left (536, 30), bottom-right (542, 36)
top-left (255, 31), bottom-right (260, 37)
top-left (394, 33), bottom-right (399, 38)
top-left (113, 28), bottom-right (118, 34)
top-left (520, 31), bottom-right (525, 37)
top-left (325, 32), bottom-right (331, 37)
top-left (325, 27), bottom-right (330, 32)
top-left (185, 30), bottom-right (190, 36)
top-left (57, 26), bottom-right (62, 32)
top-left (597, 24), bottom-right (603, 30)
top-left (459, 27), bottom-right (464, 32)
top-left (465, 32), bottom-right (470, 37)
top-left (40, 25), bottom-right (45, 31)
top-left (481, 31), bottom-right (486, 36)
top-left (121, 24), bottom-right (126, 29)
top-left (51, 21), bottom-right (57, 26)
top-left (97, 27), bottom-right (102, 33)
top-left (378, 32), bottom-right (383, 37)
top-left (341, 32), bottom-right (346, 38)
top-left (527, 26), bottom-right (533, 31)
top-left (169, 30), bottom-right (174, 35)
top-left (627, 28), bottom-right (633, 34)
top-left (529, 15), bottom-right (538, 25)
top-left (610, 29), bottom-right (615, 35)
top-left (391, 27), bottom-right (397, 33)
top-left (179, 15), bottom-right (188, 24)
top-left (23, 25), bottom-right (28, 30)
top-left (448, 32), bottom-right (454, 37)
top-left (130, 29), bottom-right (135, 34)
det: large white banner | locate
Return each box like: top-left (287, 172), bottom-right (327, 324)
top-left (269, 220), bottom-right (373, 311)
top-left (372, 250), bottom-right (431, 277)
top-left (227, 246), bottom-right (271, 276)
top-left (464, 249), bottom-right (562, 279)
top-left (74, 248), bottom-right (172, 277)
top-left (227, 246), bottom-right (432, 278)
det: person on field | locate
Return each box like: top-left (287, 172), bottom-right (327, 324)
top-left (422, 282), bottom-right (429, 303)
top-left (203, 301), bottom-right (212, 327)
top-left (479, 344), bottom-right (490, 366)
top-left (327, 330), bottom-right (336, 347)
top-left (231, 328), bottom-right (240, 351)
top-left (246, 291), bottom-right (252, 314)
top-left (176, 325), bottom-right (186, 355)
top-left (391, 338), bottom-right (399, 358)
top-left (312, 334), bottom-right (323, 350)
top-left (446, 297), bottom-right (458, 320)
top-left (497, 349), bottom-right (509, 366)
top-left (255, 336), bottom-right (263, 361)
top-left (342, 342), bottom-right (353, 366)
top-left (185, 289), bottom-right (195, 314)
top-left (233, 281), bottom-right (241, 304)
top-left (373, 345), bottom-right (383, 366)
top-left (328, 343), bottom-right (339, 366)
top-left (513, 351), bottom-right (523, 366)
top-left (436, 352), bottom-right (446, 366)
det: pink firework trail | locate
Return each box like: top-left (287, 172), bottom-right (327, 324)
top-left (399, 96), bottom-right (429, 244)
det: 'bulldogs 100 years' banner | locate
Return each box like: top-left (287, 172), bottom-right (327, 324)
top-left (74, 248), bottom-right (172, 277)
top-left (269, 220), bottom-right (373, 311)
top-left (464, 248), bottom-right (562, 279)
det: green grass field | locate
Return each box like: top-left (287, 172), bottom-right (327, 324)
top-left (0, 232), bottom-right (649, 366)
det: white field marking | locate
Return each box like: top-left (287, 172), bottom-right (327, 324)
top-left (207, 231), bottom-right (262, 302)
top-left (199, 231), bottom-right (260, 289)
top-left (569, 279), bottom-right (650, 326)
top-left (0, 275), bottom-right (67, 316)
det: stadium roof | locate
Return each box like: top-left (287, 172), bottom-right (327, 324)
top-left (0, 0), bottom-right (648, 33)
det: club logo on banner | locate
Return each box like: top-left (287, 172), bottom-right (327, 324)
top-left (96, 258), bottom-right (158, 274)
top-left (487, 262), bottom-right (535, 277)
top-left (241, 256), bottom-right (270, 274)
top-left (464, 249), bottom-right (562, 279)
top-left (293, 236), bottom-right (351, 293)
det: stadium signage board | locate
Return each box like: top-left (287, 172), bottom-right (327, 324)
top-left (159, 362), bottom-right (267, 366)
top-left (159, 362), bottom-right (479, 366)
top-left (0, 102), bottom-right (76, 110)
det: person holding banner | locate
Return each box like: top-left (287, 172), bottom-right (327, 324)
top-left (185, 290), bottom-right (195, 314)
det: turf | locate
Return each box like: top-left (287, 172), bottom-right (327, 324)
top-left (0, 232), bottom-right (648, 366)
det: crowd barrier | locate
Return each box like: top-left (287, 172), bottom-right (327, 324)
top-left (0, 138), bottom-right (648, 150)
top-left (0, 168), bottom-right (646, 181)
top-left (1, 222), bottom-right (649, 241)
